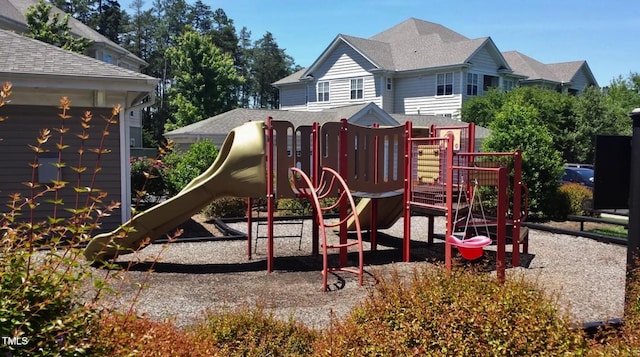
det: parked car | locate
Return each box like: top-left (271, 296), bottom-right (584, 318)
top-left (561, 166), bottom-right (594, 189)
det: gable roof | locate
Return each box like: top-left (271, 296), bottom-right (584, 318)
top-left (277, 18), bottom-right (512, 86)
top-left (502, 51), bottom-right (597, 86)
top-left (0, 0), bottom-right (147, 66)
top-left (0, 29), bottom-right (157, 90)
top-left (165, 102), bottom-right (489, 141)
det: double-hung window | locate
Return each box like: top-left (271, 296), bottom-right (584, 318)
top-left (317, 81), bottom-right (329, 102)
top-left (436, 72), bottom-right (453, 96)
top-left (466, 73), bottom-right (479, 96)
top-left (350, 78), bottom-right (363, 100)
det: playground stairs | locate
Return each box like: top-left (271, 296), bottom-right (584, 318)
top-left (289, 167), bottom-right (364, 292)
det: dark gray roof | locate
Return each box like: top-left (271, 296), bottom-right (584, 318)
top-left (502, 51), bottom-right (595, 86)
top-left (502, 51), bottom-right (561, 83)
top-left (0, 29), bottom-right (156, 82)
top-left (275, 18), bottom-right (506, 85)
top-left (165, 103), bottom-right (489, 140)
top-left (0, 0), bottom-right (146, 66)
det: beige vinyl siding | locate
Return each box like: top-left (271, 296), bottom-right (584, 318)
top-left (394, 72), bottom-right (463, 115)
top-left (279, 84), bottom-right (308, 110)
top-left (0, 105), bottom-right (122, 231)
top-left (307, 42), bottom-right (379, 111)
top-left (570, 68), bottom-right (590, 93)
top-left (463, 47), bottom-right (503, 100)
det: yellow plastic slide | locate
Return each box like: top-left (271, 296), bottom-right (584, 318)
top-left (84, 121), bottom-right (266, 262)
top-left (346, 195), bottom-right (404, 231)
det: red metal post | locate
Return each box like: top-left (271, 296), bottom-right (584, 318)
top-left (444, 133), bottom-right (454, 272)
top-left (496, 167), bottom-right (508, 283)
top-left (371, 123), bottom-right (379, 251)
top-left (339, 119), bottom-right (349, 267)
top-left (511, 149), bottom-right (523, 266)
top-left (266, 116), bottom-right (275, 272)
top-left (403, 121), bottom-right (413, 262)
top-left (246, 197), bottom-right (252, 260)
top-left (311, 122), bottom-right (320, 256)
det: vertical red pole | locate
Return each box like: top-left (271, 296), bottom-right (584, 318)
top-left (512, 150), bottom-right (523, 266)
top-left (403, 121), bottom-right (412, 262)
top-left (339, 119), bottom-right (349, 267)
top-left (266, 116), bottom-right (275, 272)
top-left (311, 122), bottom-right (320, 256)
top-left (246, 197), bottom-right (252, 260)
top-left (497, 167), bottom-right (508, 283)
top-left (468, 122), bottom-right (476, 154)
top-left (371, 123), bottom-right (379, 251)
top-left (445, 133), bottom-right (454, 273)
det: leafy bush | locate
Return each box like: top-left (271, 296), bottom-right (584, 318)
top-left (559, 183), bottom-right (593, 216)
top-left (130, 156), bottom-right (166, 203)
top-left (481, 98), bottom-right (564, 217)
top-left (195, 306), bottom-right (317, 356)
top-left (163, 140), bottom-right (218, 196)
top-left (314, 266), bottom-right (587, 356)
top-left (203, 196), bottom-right (247, 218)
top-left (0, 90), bottom-right (121, 355)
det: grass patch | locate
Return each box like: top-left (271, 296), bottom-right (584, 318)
top-left (588, 225), bottom-right (628, 239)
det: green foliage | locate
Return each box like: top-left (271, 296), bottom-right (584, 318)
top-left (165, 30), bottom-right (243, 131)
top-left (203, 197), bottom-right (247, 218)
top-left (163, 140), bottom-right (218, 195)
top-left (315, 266), bottom-right (587, 356)
top-left (558, 183), bottom-right (593, 216)
top-left (0, 92), bottom-right (120, 355)
top-left (197, 306), bottom-right (317, 356)
top-left (130, 156), bottom-right (166, 203)
top-left (461, 87), bottom-right (504, 127)
top-left (249, 31), bottom-right (298, 108)
top-left (481, 99), bottom-right (564, 215)
top-left (25, 0), bottom-right (93, 53)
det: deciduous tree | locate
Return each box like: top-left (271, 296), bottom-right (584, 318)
top-left (165, 30), bottom-right (243, 131)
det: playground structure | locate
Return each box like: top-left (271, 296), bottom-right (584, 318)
top-left (85, 116), bottom-right (528, 287)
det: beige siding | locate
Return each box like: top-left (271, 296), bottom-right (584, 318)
top-left (394, 72), bottom-right (463, 115)
top-left (570, 68), bottom-right (591, 93)
top-left (307, 42), bottom-right (380, 111)
top-left (0, 105), bottom-right (122, 231)
top-left (279, 84), bottom-right (307, 110)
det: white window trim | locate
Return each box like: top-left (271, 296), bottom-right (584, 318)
top-left (317, 81), bottom-right (330, 102)
top-left (436, 72), bottom-right (454, 96)
top-left (350, 78), bottom-right (364, 100)
top-left (466, 73), bottom-right (479, 96)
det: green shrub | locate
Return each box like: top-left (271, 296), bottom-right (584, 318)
top-left (203, 196), bottom-right (247, 218)
top-left (559, 183), bottom-right (593, 216)
top-left (130, 156), bottom-right (166, 203)
top-left (315, 266), bottom-right (587, 356)
top-left (195, 306), bottom-right (317, 356)
top-left (163, 140), bottom-right (218, 196)
top-left (0, 92), bottom-right (120, 355)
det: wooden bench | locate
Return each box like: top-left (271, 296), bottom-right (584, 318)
top-left (567, 214), bottom-right (629, 231)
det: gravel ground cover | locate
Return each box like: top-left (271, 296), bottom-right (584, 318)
top-left (98, 215), bottom-right (627, 330)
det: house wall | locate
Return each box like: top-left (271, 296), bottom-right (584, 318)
top-left (279, 84), bottom-right (307, 110)
top-left (394, 71), bottom-right (463, 116)
top-left (304, 42), bottom-right (381, 111)
top-left (0, 105), bottom-right (122, 231)
top-left (570, 68), bottom-right (591, 93)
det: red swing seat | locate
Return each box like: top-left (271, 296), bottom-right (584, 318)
top-left (447, 234), bottom-right (492, 260)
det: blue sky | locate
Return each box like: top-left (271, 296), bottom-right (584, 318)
top-left (125, 0), bottom-right (639, 86)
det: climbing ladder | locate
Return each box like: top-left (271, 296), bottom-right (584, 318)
top-left (289, 166), bottom-right (364, 291)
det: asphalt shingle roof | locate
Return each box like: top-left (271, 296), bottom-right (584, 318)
top-left (502, 50), bottom-right (588, 85)
top-left (0, 0), bottom-right (146, 66)
top-left (0, 29), bottom-right (155, 81)
top-left (165, 104), bottom-right (490, 140)
top-left (275, 18), bottom-right (496, 85)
